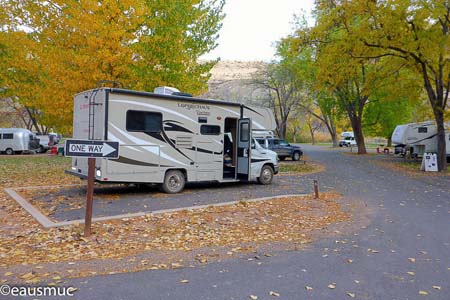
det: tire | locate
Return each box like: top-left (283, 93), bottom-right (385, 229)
top-left (292, 151), bottom-right (301, 161)
top-left (5, 148), bottom-right (14, 155)
top-left (36, 146), bottom-right (44, 153)
top-left (160, 170), bottom-right (185, 194)
top-left (258, 165), bottom-right (274, 185)
top-left (279, 156), bottom-right (286, 161)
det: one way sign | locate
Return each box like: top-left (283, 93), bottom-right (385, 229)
top-left (65, 139), bottom-right (119, 159)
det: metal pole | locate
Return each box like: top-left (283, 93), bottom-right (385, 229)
top-left (314, 180), bottom-right (319, 199)
top-left (85, 157), bottom-right (95, 237)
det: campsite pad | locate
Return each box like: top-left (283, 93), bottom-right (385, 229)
top-left (18, 173), bottom-right (325, 222)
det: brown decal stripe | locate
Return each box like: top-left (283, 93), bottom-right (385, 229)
top-left (114, 156), bottom-right (172, 168)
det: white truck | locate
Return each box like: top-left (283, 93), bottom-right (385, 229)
top-left (66, 87), bottom-right (279, 193)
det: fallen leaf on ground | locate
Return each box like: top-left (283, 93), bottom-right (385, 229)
top-left (269, 291), bottom-right (280, 297)
top-left (328, 284), bottom-right (336, 289)
top-left (407, 271), bottom-right (415, 276)
top-left (419, 290), bottom-right (428, 295)
top-left (250, 295), bottom-right (258, 300)
top-left (408, 258), bottom-right (416, 263)
top-left (347, 292), bottom-right (355, 298)
top-left (432, 286), bottom-right (441, 290)
top-left (179, 279), bottom-right (189, 283)
top-left (305, 286), bottom-right (313, 291)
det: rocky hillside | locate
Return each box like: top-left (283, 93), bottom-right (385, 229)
top-left (202, 60), bottom-right (268, 105)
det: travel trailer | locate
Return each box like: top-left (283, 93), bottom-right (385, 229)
top-left (66, 88), bottom-right (279, 193)
top-left (0, 128), bottom-right (40, 154)
top-left (391, 121), bottom-right (450, 158)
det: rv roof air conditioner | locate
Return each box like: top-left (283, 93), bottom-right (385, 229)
top-left (154, 86), bottom-right (193, 97)
top-left (154, 86), bottom-right (180, 95)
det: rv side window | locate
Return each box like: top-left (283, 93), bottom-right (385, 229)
top-left (3, 133), bottom-right (13, 139)
top-left (200, 125), bottom-right (220, 135)
top-left (418, 127), bottom-right (427, 133)
top-left (240, 122), bottom-right (249, 142)
top-left (126, 110), bottom-right (162, 133)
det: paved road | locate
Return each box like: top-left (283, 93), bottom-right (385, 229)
top-left (37, 146), bottom-right (450, 299)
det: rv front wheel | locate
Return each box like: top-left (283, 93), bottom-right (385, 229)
top-left (5, 148), bottom-right (14, 155)
top-left (258, 165), bottom-right (274, 185)
top-left (161, 170), bottom-right (185, 194)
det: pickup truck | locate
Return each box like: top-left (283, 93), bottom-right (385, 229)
top-left (255, 138), bottom-right (303, 161)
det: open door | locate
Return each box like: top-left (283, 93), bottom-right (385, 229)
top-left (237, 118), bottom-right (251, 180)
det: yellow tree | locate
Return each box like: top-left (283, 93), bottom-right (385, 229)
top-left (321, 0), bottom-right (450, 170)
top-left (1, 0), bottom-right (224, 134)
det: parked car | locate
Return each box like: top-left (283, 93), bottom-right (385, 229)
top-left (339, 136), bottom-right (357, 147)
top-left (255, 138), bottom-right (303, 161)
top-left (0, 128), bottom-right (40, 154)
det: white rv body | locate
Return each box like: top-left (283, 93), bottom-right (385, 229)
top-left (0, 128), bottom-right (40, 154)
top-left (67, 88), bottom-right (279, 189)
top-left (391, 121), bottom-right (450, 157)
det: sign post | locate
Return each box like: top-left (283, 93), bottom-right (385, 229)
top-left (65, 139), bottom-right (119, 236)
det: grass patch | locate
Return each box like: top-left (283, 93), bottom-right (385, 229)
top-left (279, 161), bottom-right (324, 174)
top-left (0, 156), bottom-right (79, 188)
top-left (376, 158), bottom-right (450, 176)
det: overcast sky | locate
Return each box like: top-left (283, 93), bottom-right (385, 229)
top-left (201, 0), bottom-right (315, 62)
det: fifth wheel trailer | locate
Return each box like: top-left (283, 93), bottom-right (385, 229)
top-left (391, 121), bottom-right (450, 158)
top-left (66, 88), bottom-right (279, 193)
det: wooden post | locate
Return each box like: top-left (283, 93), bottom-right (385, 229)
top-left (314, 180), bottom-right (319, 199)
top-left (84, 157), bottom-right (95, 237)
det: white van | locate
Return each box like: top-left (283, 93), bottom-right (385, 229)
top-left (0, 128), bottom-right (40, 154)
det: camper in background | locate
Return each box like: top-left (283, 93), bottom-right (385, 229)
top-left (0, 128), bottom-right (40, 155)
top-left (339, 131), bottom-right (357, 147)
top-left (391, 121), bottom-right (450, 159)
top-left (66, 87), bottom-right (279, 193)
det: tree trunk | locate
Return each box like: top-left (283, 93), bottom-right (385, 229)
top-left (331, 131), bottom-right (338, 147)
top-left (434, 110), bottom-right (447, 171)
top-left (348, 114), bottom-right (366, 154)
top-left (292, 127), bottom-right (297, 143)
top-left (277, 121), bottom-right (287, 139)
top-left (308, 124), bottom-right (316, 145)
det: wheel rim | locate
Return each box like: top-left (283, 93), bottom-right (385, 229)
top-left (168, 174), bottom-right (181, 190)
top-left (294, 153), bottom-right (299, 160)
top-left (262, 168), bottom-right (272, 182)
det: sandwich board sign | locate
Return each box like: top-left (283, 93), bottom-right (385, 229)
top-left (420, 153), bottom-right (438, 172)
top-left (64, 139), bottom-right (119, 236)
top-left (65, 139), bottom-right (119, 159)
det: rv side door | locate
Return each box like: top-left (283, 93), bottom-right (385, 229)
top-left (237, 118), bottom-right (251, 180)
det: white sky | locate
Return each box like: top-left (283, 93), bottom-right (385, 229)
top-left (201, 0), bottom-right (315, 62)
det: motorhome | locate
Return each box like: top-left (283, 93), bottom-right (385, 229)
top-left (391, 121), bottom-right (450, 158)
top-left (0, 128), bottom-right (40, 155)
top-left (66, 87), bottom-right (279, 193)
top-left (339, 131), bottom-right (356, 147)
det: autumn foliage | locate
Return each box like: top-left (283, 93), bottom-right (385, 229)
top-left (0, 0), bottom-right (224, 134)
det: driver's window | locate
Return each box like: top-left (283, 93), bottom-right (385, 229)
top-left (280, 140), bottom-right (289, 146)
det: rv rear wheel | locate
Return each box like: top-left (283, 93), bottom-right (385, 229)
top-left (5, 148), bottom-right (13, 155)
top-left (161, 170), bottom-right (185, 194)
top-left (258, 165), bottom-right (274, 185)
